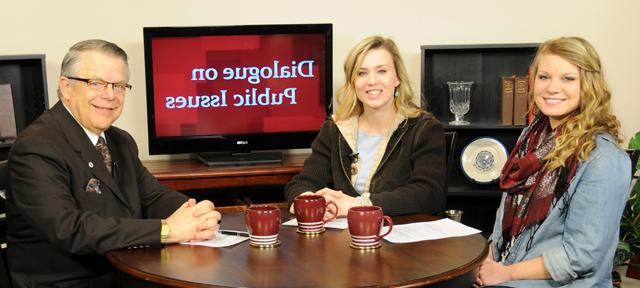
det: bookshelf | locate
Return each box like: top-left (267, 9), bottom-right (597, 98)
top-left (421, 43), bottom-right (537, 234)
top-left (421, 43), bottom-right (538, 124)
top-left (0, 55), bottom-right (49, 160)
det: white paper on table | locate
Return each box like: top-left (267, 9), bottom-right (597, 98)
top-left (383, 218), bottom-right (481, 243)
top-left (181, 232), bottom-right (248, 248)
top-left (282, 217), bottom-right (348, 229)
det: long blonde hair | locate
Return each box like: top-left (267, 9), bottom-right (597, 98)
top-left (529, 37), bottom-right (622, 170)
top-left (334, 36), bottom-right (423, 121)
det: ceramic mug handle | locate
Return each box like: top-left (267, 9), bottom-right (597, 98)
top-left (375, 216), bottom-right (393, 241)
top-left (323, 201), bottom-right (338, 223)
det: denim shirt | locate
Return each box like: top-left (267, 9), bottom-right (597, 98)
top-left (488, 133), bottom-right (631, 287)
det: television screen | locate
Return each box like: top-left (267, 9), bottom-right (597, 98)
top-left (143, 24), bottom-right (332, 165)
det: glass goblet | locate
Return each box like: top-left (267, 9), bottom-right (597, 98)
top-left (447, 81), bottom-right (474, 125)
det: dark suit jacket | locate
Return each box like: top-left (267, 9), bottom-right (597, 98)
top-left (6, 101), bottom-right (188, 287)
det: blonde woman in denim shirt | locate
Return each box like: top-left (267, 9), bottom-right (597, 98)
top-left (475, 37), bottom-right (631, 287)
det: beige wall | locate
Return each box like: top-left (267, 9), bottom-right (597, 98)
top-left (2, 0), bottom-right (639, 160)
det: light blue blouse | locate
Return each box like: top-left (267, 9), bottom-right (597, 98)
top-left (488, 133), bottom-right (631, 287)
top-left (354, 129), bottom-right (383, 194)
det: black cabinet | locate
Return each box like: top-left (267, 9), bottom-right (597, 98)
top-left (421, 43), bottom-right (537, 124)
top-left (445, 126), bottom-right (522, 235)
top-left (0, 55), bottom-right (48, 160)
top-left (421, 44), bottom-right (537, 234)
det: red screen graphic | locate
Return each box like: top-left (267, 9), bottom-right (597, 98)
top-left (152, 34), bottom-right (326, 137)
top-left (151, 34), bottom-right (327, 137)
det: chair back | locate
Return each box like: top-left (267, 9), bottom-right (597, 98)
top-left (0, 160), bottom-right (7, 190)
top-left (0, 160), bottom-right (8, 244)
top-left (0, 160), bottom-right (10, 287)
top-left (0, 246), bottom-right (9, 288)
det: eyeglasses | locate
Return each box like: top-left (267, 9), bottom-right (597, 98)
top-left (66, 76), bottom-right (132, 95)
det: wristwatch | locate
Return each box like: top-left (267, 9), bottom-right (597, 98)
top-left (161, 219), bottom-right (170, 243)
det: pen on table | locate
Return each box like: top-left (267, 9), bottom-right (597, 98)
top-left (218, 230), bottom-right (250, 237)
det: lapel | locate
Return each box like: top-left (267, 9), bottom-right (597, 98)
top-left (50, 102), bottom-right (130, 208)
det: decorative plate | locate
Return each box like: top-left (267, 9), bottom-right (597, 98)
top-left (460, 137), bottom-right (508, 184)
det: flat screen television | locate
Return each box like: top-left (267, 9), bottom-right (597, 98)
top-left (143, 24), bottom-right (332, 166)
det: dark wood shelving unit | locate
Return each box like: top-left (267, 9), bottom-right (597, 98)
top-left (421, 43), bottom-right (538, 124)
top-left (421, 43), bottom-right (537, 234)
top-left (0, 54), bottom-right (49, 160)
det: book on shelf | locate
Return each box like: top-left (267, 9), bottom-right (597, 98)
top-left (513, 76), bottom-right (529, 125)
top-left (0, 83), bottom-right (18, 140)
top-left (501, 76), bottom-right (515, 125)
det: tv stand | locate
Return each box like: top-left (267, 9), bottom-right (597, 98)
top-left (197, 151), bottom-right (283, 167)
top-left (143, 153), bottom-right (306, 191)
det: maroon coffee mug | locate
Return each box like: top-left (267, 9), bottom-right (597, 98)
top-left (294, 194), bottom-right (338, 234)
top-left (245, 205), bottom-right (281, 247)
top-left (347, 206), bottom-right (393, 249)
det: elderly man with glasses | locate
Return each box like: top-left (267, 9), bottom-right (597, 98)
top-left (5, 39), bottom-right (222, 287)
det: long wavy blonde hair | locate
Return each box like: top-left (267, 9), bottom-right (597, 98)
top-left (529, 36), bottom-right (622, 170)
top-left (333, 36), bottom-right (423, 121)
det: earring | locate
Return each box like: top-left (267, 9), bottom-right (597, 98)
top-left (394, 88), bottom-right (399, 97)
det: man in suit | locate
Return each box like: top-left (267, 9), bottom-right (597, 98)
top-left (6, 39), bottom-right (222, 287)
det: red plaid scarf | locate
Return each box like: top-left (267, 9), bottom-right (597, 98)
top-left (499, 115), bottom-right (578, 241)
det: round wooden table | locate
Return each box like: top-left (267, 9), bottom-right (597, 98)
top-left (107, 210), bottom-right (488, 287)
